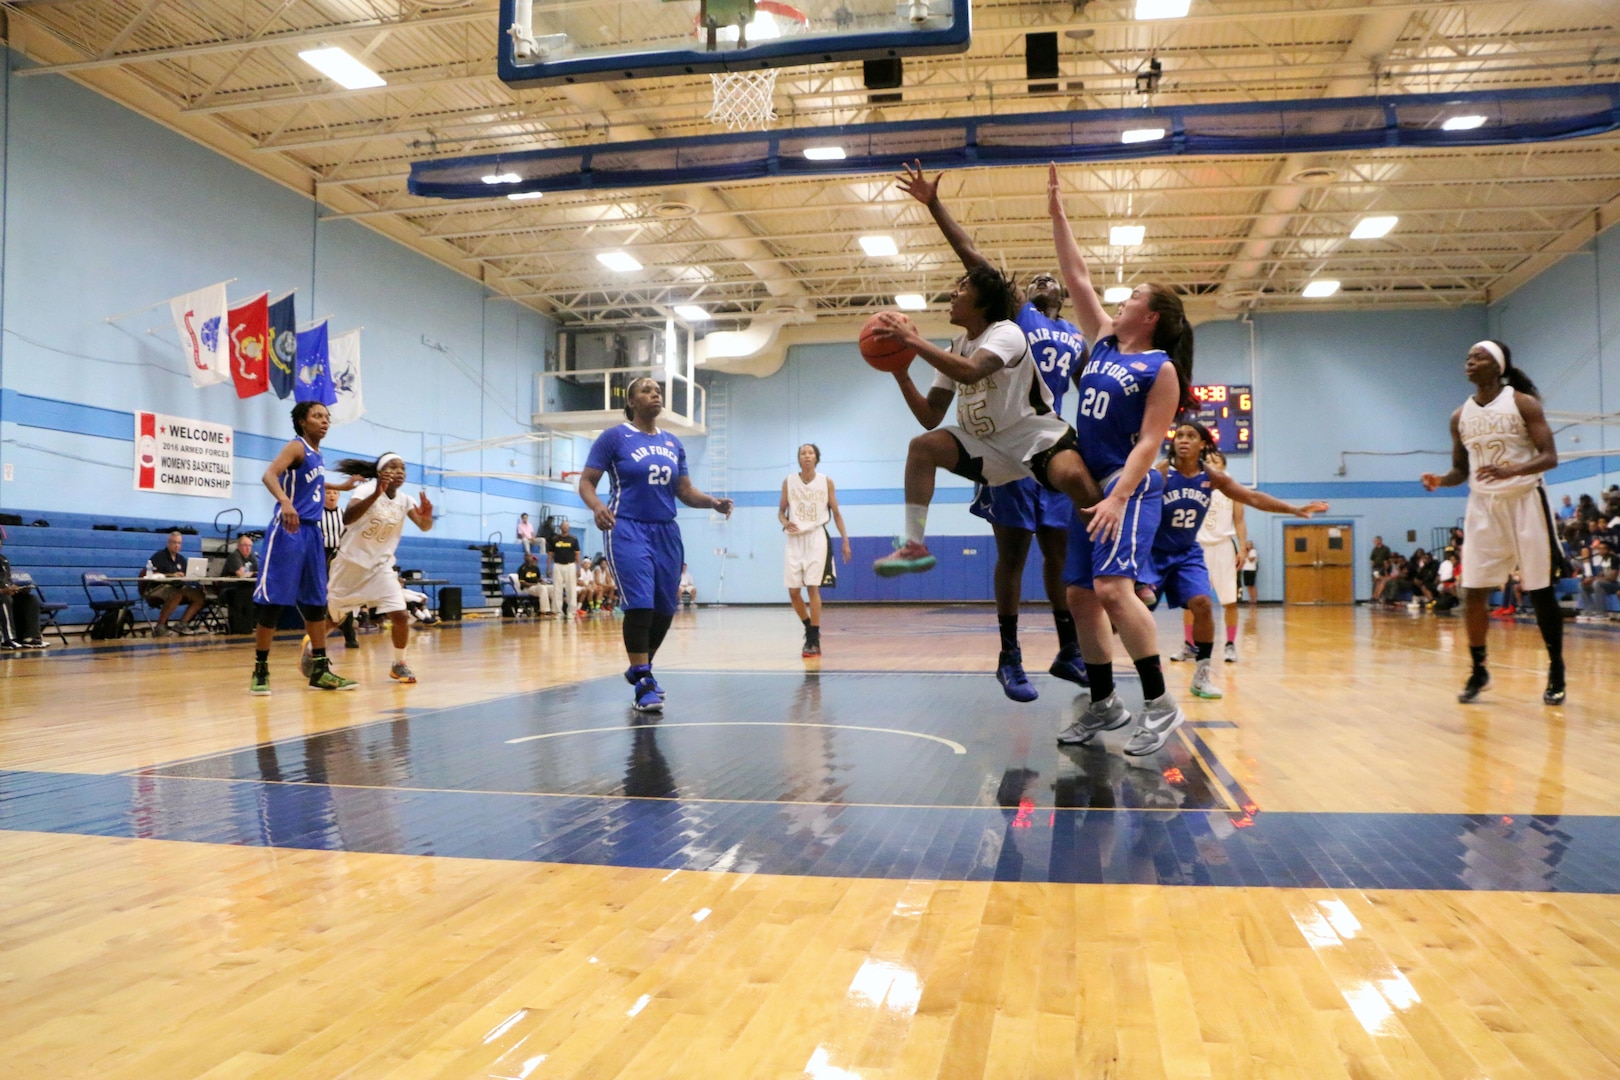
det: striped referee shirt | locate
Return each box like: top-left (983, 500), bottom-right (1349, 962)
top-left (320, 506), bottom-right (344, 558)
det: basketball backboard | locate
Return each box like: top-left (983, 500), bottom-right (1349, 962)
top-left (498, 0), bottom-right (971, 86)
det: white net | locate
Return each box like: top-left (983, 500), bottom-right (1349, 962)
top-left (707, 70), bottom-right (779, 130)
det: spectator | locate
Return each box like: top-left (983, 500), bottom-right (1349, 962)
top-left (516, 552), bottom-right (555, 617)
top-left (576, 556), bottom-right (598, 615)
top-left (1240, 541), bottom-right (1258, 606)
top-left (679, 563), bottom-right (696, 607)
top-left (1580, 538), bottom-right (1619, 622)
top-left (1406, 548), bottom-right (1437, 608)
top-left (1557, 494), bottom-right (1575, 521)
top-left (0, 532), bottom-right (46, 649)
top-left (141, 530), bottom-right (205, 636)
top-left (547, 519), bottom-right (582, 616)
top-left (1577, 493), bottom-right (1600, 527)
top-left (219, 534), bottom-right (260, 634)
top-left (1435, 547), bottom-right (1460, 612)
top-left (517, 512), bottom-right (537, 555)
top-left (1370, 535), bottom-right (1391, 578)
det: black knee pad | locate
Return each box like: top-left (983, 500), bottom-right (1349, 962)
top-left (622, 607), bottom-right (653, 655)
top-left (254, 603), bottom-right (282, 629)
top-left (297, 603), bottom-right (328, 623)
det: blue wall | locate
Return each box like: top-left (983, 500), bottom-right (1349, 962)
top-left (0, 51), bottom-right (573, 545)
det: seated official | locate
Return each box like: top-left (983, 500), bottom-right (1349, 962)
top-left (219, 534), bottom-right (260, 634)
top-left (0, 532), bottom-right (47, 649)
top-left (140, 531), bottom-right (205, 636)
top-left (679, 563), bottom-right (696, 607)
top-left (516, 552), bottom-right (555, 616)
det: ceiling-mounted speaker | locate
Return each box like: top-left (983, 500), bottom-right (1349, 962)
top-left (1026, 32), bottom-right (1058, 95)
top-left (864, 57), bottom-right (903, 103)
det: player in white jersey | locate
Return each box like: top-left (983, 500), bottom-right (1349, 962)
top-left (316, 453), bottom-right (435, 684)
top-left (868, 265), bottom-right (1103, 579)
top-left (1421, 339), bottom-right (1565, 705)
top-left (780, 443), bottom-right (851, 658)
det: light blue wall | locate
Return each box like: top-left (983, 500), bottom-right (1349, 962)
top-left (0, 52), bottom-right (567, 543)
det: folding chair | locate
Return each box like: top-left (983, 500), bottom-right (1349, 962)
top-left (10, 574), bottom-right (69, 646)
top-left (81, 572), bottom-right (144, 638)
top-left (505, 573), bottom-right (539, 617)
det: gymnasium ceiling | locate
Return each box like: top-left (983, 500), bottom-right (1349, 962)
top-left (6, 0), bottom-right (1620, 330)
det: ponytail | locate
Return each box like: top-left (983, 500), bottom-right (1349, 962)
top-left (333, 452), bottom-right (403, 480)
top-left (1144, 283), bottom-right (1195, 409)
top-left (1489, 340), bottom-right (1541, 397)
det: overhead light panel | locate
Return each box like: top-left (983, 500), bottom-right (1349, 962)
top-left (1103, 286), bottom-right (1133, 304)
top-left (506, 191), bottom-right (543, 201)
top-left (1121, 127), bottom-right (1166, 144)
top-left (297, 46), bottom-right (386, 90)
top-left (597, 251), bottom-right (642, 272)
top-left (673, 305), bottom-right (710, 321)
top-left (1110, 225), bottom-right (1146, 247)
top-left (1303, 280), bottom-right (1340, 298)
top-left (1442, 114), bottom-right (1487, 131)
top-left (895, 293), bottom-right (927, 310)
top-left (1135, 0), bottom-right (1190, 18)
top-left (804, 146), bottom-right (846, 161)
top-left (481, 172), bottom-right (521, 184)
top-left (1350, 215), bottom-right (1397, 239)
top-left (860, 235), bottom-right (899, 257)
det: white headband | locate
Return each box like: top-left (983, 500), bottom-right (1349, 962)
top-left (377, 453), bottom-right (404, 469)
top-left (1472, 340), bottom-right (1506, 373)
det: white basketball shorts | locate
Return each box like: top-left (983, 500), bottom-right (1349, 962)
top-left (784, 527), bottom-right (832, 589)
top-left (1459, 485), bottom-right (1558, 592)
top-left (941, 413), bottom-right (1072, 489)
top-left (1199, 538), bottom-right (1239, 606)
top-left (326, 556), bottom-right (408, 618)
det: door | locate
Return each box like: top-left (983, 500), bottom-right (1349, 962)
top-left (1284, 524), bottom-right (1354, 604)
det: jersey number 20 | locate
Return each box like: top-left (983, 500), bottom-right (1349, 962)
top-left (1078, 387), bottom-right (1110, 420)
top-left (647, 464), bottom-right (673, 485)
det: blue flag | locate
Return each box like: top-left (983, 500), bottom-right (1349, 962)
top-left (267, 293), bottom-right (297, 400)
top-left (294, 320), bottom-right (336, 406)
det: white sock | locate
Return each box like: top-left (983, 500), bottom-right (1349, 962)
top-left (904, 503), bottom-right (929, 545)
top-left (394, 647), bottom-right (407, 663)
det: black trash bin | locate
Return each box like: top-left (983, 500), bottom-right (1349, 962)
top-left (438, 586), bottom-right (462, 622)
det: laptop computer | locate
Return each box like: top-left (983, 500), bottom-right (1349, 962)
top-left (184, 557), bottom-right (211, 579)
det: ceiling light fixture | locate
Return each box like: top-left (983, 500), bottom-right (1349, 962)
top-left (597, 251), bottom-right (642, 272)
top-left (1135, 0), bottom-right (1190, 18)
top-left (1303, 280), bottom-right (1340, 298)
top-left (673, 304), bottom-right (710, 321)
top-left (1121, 127), bottom-right (1166, 144)
top-left (1442, 114), bottom-right (1487, 131)
top-left (1103, 286), bottom-right (1132, 304)
top-left (1350, 215), bottom-right (1397, 239)
top-left (803, 146), bottom-right (846, 161)
top-left (297, 46), bottom-right (386, 90)
top-left (859, 236), bottom-right (899, 257)
top-left (1110, 225), bottom-right (1146, 247)
top-left (506, 191), bottom-right (544, 201)
top-left (481, 172), bottom-right (521, 184)
top-left (895, 293), bottom-right (927, 310)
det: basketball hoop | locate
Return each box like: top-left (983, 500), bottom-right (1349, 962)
top-left (698, 0), bottom-right (809, 131)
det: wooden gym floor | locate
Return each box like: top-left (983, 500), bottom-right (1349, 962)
top-left (2, 603), bottom-right (1618, 1079)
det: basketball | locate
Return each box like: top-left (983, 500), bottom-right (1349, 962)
top-left (859, 312), bottom-right (917, 373)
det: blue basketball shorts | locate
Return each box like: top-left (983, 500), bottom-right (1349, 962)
top-left (1140, 545), bottom-right (1213, 610)
top-left (603, 517), bottom-right (684, 616)
top-left (1063, 469), bottom-right (1164, 589)
top-left (253, 517), bottom-right (328, 609)
top-left (969, 477), bottom-right (1072, 533)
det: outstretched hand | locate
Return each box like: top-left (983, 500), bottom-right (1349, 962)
top-left (1047, 162), bottom-right (1066, 218)
top-left (418, 490), bottom-right (434, 516)
top-left (1298, 501), bottom-right (1330, 517)
top-left (1419, 473), bottom-right (1443, 491)
top-left (896, 160), bottom-right (941, 205)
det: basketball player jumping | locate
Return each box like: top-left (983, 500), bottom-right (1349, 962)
top-left (1421, 339), bottom-right (1566, 705)
top-left (895, 161), bottom-right (1090, 701)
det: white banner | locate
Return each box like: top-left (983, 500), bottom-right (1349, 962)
top-left (169, 282), bottom-right (230, 388)
top-left (134, 411), bottom-right (234, 498)
top-left (328, 328), bottom-right (364, 425)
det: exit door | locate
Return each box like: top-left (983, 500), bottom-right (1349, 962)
top-left (1284, 524), bottom-right (1354, 604)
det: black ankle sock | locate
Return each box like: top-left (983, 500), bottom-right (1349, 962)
top-left (1052, 609), bottom-right (1078, 650)
top-left (1086, 662), bottom-right (1114, 700)
top-left (998, 615), bottom-right (1019, 654)
top-left (1135, 655), bottom-right (1166, 700)
top-left (802, 617), bottom-right (811, 630)
top-left (1469, 644), bottom-right (1487, 671)
top-left (255, 649), bottom-right (269, 665)
top-left (311, 648), bottom-right (327, 660)
top-left (808, 624), bottom-right (820, 644)
top-left (1194, 641), bottom-right (1213, 662)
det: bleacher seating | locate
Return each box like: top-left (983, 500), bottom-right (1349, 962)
top-left (0, 510), bottom-right (525, 629)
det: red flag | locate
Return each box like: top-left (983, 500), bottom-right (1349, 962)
top-left (228, 292), bottom-right (270, 398)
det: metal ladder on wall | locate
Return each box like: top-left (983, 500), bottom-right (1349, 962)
top-left (706, 377), bottom-right (730, 518)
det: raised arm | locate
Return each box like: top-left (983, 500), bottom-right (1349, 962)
top-left (1420, 408), bottom-right (1470, 490)
top-left (341, 481), bottom-right (384, 526)
top-left (1048, 162), bottom-right (1113, 345)
top-left (675, 474), bottom-right (734, 517)
top-left (898, 161), bottom-right (992, 274)
top-left (260, 438), bottom-right (307, 532)
top-left (408, 491), bottom-right (434, 531)
top-left (1210, 469), bottom-right (1328, 518)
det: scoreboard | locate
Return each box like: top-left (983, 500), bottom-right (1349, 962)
top-left (1165, 384), bottom-right (1254, 455)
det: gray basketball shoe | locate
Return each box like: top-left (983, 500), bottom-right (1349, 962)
top-left (1124, 693), bottom-right (1186, 756)
top-left (1057, 692), bottom-right (1133, 745)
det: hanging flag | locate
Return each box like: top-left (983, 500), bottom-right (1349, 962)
top-left (267, 292), bottom-right (297, 400)
top-left (327, 329), bottom-right (365, 426)
top-left (227, 292), bottom-right (270, 399)
top-left (294, 320), bottom-right (336, 406)
top-left (169, 282), bottom-right (230, 388)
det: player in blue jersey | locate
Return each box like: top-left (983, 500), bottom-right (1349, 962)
top-left (1145, 423), bottom-right (1327, 700)
top-left (579, 377), bottom-right (735, 713)
top-left (897, 161), bottom-right (1088, 701)
top-left (248, 401), bottom-right (356, 695)
top-left (1047, 162), bottom-right (1192, 757)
